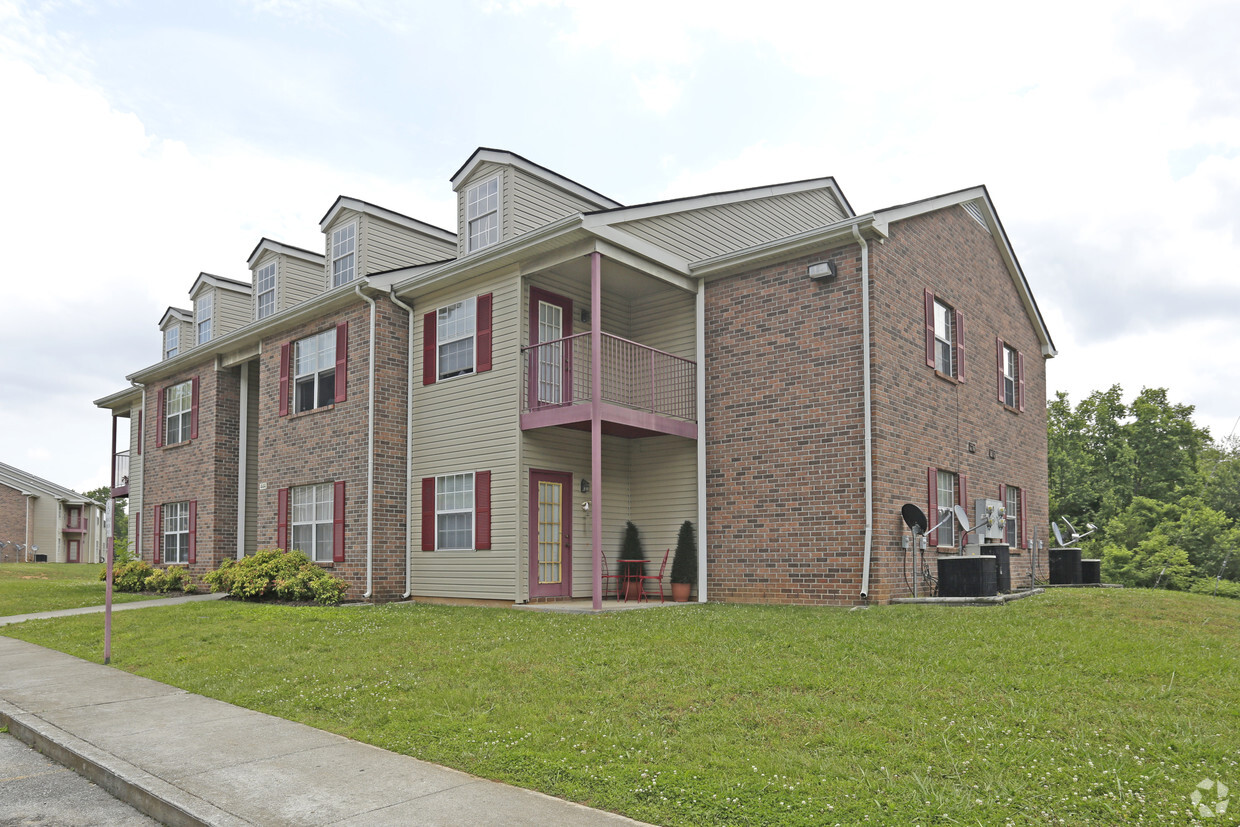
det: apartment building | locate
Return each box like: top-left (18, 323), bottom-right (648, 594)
top-left (96, 148), bottom-right (1054, 606)
top-left (0, 462), bottom-right (105, 564)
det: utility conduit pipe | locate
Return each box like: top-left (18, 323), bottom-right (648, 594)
top-left (852, 224), bottom-right (875, 600)
top-left (388, 286), bottom-right (416, 600)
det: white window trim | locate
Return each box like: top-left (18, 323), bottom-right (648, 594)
top-left (933, 299), bottom-right (956, 377)
top-left (435, 472), bottom-right (475, 551)
top-left (1003, 344), bottom-right (1018, 408)
top-left (256, 261), bottom-right (277, 320)
top-left (165, 381), bottom-right (192, 445)
top-left (197, 294), bottom-right (213, 345)
top-left (293, 329), bottom-right (336, 413)
top-left (164, 326), bottom-right (179, 360)
top-left (162, 502), bottom-right (189, 564)
top-left (465, 176), bottom-right (500, 253)
top-left (937, 470), bottom-right (958, 548)
top-left (290, 482), bottom-right (334, 563)
top-left (331, 222), bottom-right (357, 288)
top-left (436, 297), bottom-right (477, 381)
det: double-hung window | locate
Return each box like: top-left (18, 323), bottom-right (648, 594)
top-left (164, 381), bottom-right (192, 444)
top-left (466, 176), bottom-right (499, 252)
top-left (437, 298), bottom-right (476, 379)
top-left (936, 470), bottom-right (958, 548)
top-left (197, 294), bottom-right (213, 345)
top-left (997, 338), bottom-right (1024, 411)
top-left (256, 262), bottom-right (276, 320)
top-left (1003, 345), bottom-right (1018, 407)
top-left (1005, 485), bottom-right (1021, 547)
top-left (164, 326), bottom-right (179, 360)
top-left (331, 223), bottom-right (356, 287)
top-left (162, 502), bottom-right (189, 564)
top-left (294, 330), bottom-right (335, 413)
top-left (436, 473), bottom-right (474, 550)
top-left (291, 483), bottom-right (333, 563)
top-left (934, 299), bottom-right (955, 376)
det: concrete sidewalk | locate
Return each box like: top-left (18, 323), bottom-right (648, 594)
top-left (0, 592), bottom-right (229, 626)
top-left (0, 636), bottom-right (649, 826)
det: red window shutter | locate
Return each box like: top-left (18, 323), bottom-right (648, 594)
top-left (190, 376), bottom-right (200, 440)
top-left (279, 342), bottom-right (291, 416)
top-left (476, 293), bottom-right (493, 373)
top-left (475, 470), bottom-right (491, 550)
top-left (153, 506), bottom-right (162, 565)
top-left (421, 477), bottom-right (436, 550)
top-left (996, 338), bottom-right (1006, 403)
top-left (1020, 488), bottom-right (1029, 548)
top-left (188, 500), bottom-right (197, 565)
top-left (137, 410), bottom-right (143, 455)
top-left (423, 311), bottom-right (437, 385)
top-left (998, 483), bottom-right (1007, 504)
top-left (927, 467), bottom-right (938, 547)
top-left (335, 322), bottom-right (349, 403)
top-left (156, 387), bottom-right (166, 448)
top-left (333, 481), bottom-right (346, 562)
top-left (923, 289), bottom-right (935, 368)
top-left (277, 488), bottom-right (289, 550)
top-left (1017, 352), bottom-right (1026, 412)
top-left (955, 309), bottom-right (966, 381)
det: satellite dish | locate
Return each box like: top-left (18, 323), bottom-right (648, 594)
top-left (0, 540), bottom-right (8, 548)
top-left (1086, 523), bottom-right (1097, 532)
top-left (953, 504), bottom-right (971, 533)
top-left (31, 545), bottom-right (38, 552)
top-left (1063, 517), bottom-right (1078, 538)
top-left (1052, 523), bottom-right (1066, 547)
top-left (901, 503), bottom-right (928, 534)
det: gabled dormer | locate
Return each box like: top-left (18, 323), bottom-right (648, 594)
top-left (246, 238), bottom-right (327, 321)
top-left (318, 197), bottom-right (456, 290)
top-left (189, 273), bottom-right (253, 345)
top-left (449, 148), bottom-right (622, 258)
top-left (159, 307), bottom-right (193, 361)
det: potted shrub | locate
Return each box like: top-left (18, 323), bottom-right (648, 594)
top-left (671, 520), bottom-right (697, 602)
top-left (618, 521), bottom-right (646, 601)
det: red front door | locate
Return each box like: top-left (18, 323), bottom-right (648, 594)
top-left (529, 470), bottom-right (572, 598)
top-left (67, 538), bottom-right (80, 563)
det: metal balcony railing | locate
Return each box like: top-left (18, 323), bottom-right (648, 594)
top-left (112, 450), bottom-right (130, 495)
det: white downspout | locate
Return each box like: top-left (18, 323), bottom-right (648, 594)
top-left (237, 363), bottom-right (248, 560)
top-left (852, 225), bottom-right (875, 600)
top-left (695, 281), bottom-right (707, 602)
top-left (388, 287), bottom-right (416, 600)
top-left (355, 284), bottom-right (376, 600)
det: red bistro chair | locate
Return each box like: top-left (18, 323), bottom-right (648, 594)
top-left (600, 549), bottom-right (623, 600)
top-left (635, 549), bottom-right (670, 603)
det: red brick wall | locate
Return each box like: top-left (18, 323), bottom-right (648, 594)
top-left (704, 204), bottom-right (1049, 606)
top-left (255, 299), bottom-right (410, 601)
top-left (704, 245), bottom-right (870, 605)
top-left (0, 483), bottom-right (27, 563)
top-left (867, 206), bottom-right (1049, 602)
top-left (140, 359), bottom-right (241, 579)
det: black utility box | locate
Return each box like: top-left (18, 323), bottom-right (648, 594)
top-left (1049, 548), bottom-right (1082, 584)
top-left (937, 555), bottom-right (997, 597)
top-left (34, 554), bottom-right (47, 563)
top-left (984, 543), bottom-right (1011, 593)
top-left (1081, 559), bottom-right (1101, 585)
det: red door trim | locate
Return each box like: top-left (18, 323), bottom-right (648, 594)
top-left (528, 469), bottom-right (572, 599)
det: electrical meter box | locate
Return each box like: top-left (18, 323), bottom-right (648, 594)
top-left (975, 498), bottom-right (1007, 541)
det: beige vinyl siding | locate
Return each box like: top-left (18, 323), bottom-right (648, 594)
top-left (215, 286), bottom-right (251, 338)
top-left (527, 270), bottom-right (629, 342)
top-left (409, 272), bottom-right (521, 600)
top-left (361, 215), bottom-right (455, 273)
top-left (629, 288), bottom-right (695, 359)
top-left (456, 162), bottom-right (508, 258)
top-left (616, 188), bottom-right (849, 262)
top-left (128, 406), bottom-right (143, 558)
top-left (281, 254), bottom-right (324, 309)
top-left (627, 436), bottom-right (697, 594)
top-left (27, 496), bottom-right (55, 561)
top-left (509, 167), bottom-right (599, 237)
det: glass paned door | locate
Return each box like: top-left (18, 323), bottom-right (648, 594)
top-left (528, 470), bottom-right (572, 598)
top-left (538, 301), bottom-right (563, 405)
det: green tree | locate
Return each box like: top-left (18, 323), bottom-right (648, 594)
top-left (1126, 388), bottom-right (1210, 503)
top-left (83, 485), bottom-right (127, 552)
top-left (1200, 435), bottom-right (1240, 523)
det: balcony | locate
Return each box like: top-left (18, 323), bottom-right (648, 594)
top-left (111, 450), bottom-right (130, 498)
top-left (521, 332), bottom-right (696, 439)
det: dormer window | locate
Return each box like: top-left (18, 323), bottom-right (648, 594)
top-left (331, 223), bottom-right (356, 287)
top-left (164, 326), bottom-right (179, 360)
top-left (466, 176), bottom-right (499, 252)
top-left (256, 262), bottom-right (276, 320)
top-left (197, 294), bottom-right (213, 345)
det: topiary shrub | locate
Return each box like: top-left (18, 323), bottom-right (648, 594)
top-left (671, 520), bottom-right (697, 585)
top-left (203, 549), bottom-right (349, 605)
top-left (619, 521), bottom-right (646, 583)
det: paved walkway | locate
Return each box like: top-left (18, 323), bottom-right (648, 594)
top-left (0, 592), bottom-right (229, 627)
top-left (0, 635), bottom-right (650, 826)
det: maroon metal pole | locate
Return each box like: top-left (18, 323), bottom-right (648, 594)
top-left (104, 495), bottom-right (113, 664)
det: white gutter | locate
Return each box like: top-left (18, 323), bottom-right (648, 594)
top-left (853, 225), bottom-right (875, 600)
top-left (695, 281), bottom-right (708, 602)
top-left (387, 287), bottom-right (416, 600)
top-left (355, 284), bottom-right (377, 600)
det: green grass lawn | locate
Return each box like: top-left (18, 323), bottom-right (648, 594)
top-left (0, 563), bottom-right (162, 616)
top-left (5, 589), bottom-right (1239, 825)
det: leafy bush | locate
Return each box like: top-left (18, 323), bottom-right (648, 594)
top-left (101, 559), bottom-right (155, 592)
top-left (101, 560), bottom-right (199, 594)
top-left (143, 565), bottom-right (198, 594)
top-left (1189, 577), bottom-right (1240, 600)
top-left (203, 549), bottom-right (349, 605)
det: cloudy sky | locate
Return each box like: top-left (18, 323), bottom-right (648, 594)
top-left (2, 0), bottom-right (1238, 494)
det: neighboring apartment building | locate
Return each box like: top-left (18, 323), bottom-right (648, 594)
top-left (96, 148), bottom-right (1055, 606)
top-left (0, 462), bottom-right (105, 564)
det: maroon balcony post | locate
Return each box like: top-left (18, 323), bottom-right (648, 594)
top-left (590, 252), bottom-right (603, 611)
